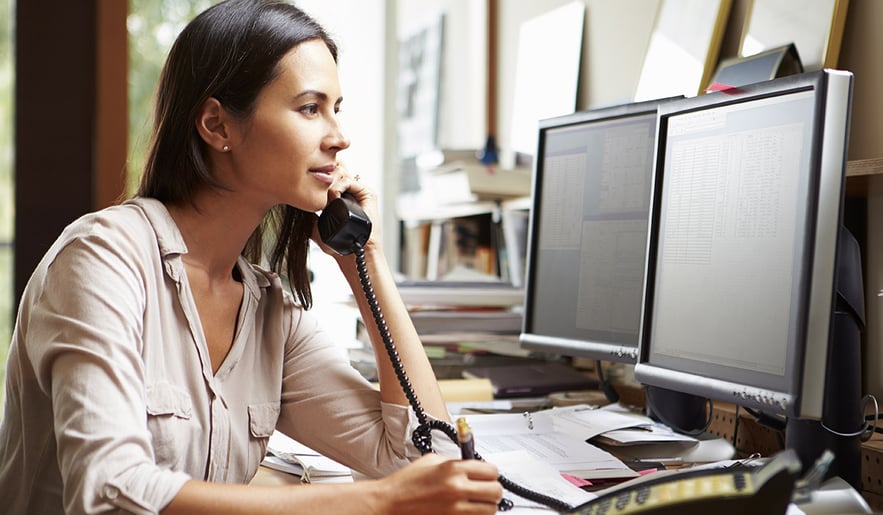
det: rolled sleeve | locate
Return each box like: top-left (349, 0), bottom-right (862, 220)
top-left (275, 307), bottom-right (459, 478)
top-left (99, 467), bottom-right (190, 515)
top-left (383, 401), bottom-right (460, 461)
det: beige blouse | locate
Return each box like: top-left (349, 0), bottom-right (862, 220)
top-left (0, 198), bottom-right (449, 514)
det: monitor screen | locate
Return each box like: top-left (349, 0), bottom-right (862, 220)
top-left (635, 70), bottom-right (854, 420)
top-left (520, 98), bottom-right (679, 364)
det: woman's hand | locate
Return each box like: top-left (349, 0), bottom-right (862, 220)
top-left (372, 453), bottom-right (504, 514)
top-left (311, 161), bottom-right (383, 258)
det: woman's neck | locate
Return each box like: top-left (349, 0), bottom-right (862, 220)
top-left (165, 192), bottom-right (266, 282)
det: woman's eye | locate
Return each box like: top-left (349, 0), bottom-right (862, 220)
top-left (300, 104), bottom-right (319, 116)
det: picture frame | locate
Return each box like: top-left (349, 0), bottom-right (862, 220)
top-left (739, 0), bottom-right (849, 72)
top-left (634, 0), bottom-right (732, 101)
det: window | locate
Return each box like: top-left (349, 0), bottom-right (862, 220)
top-left (0, 0), bottom-right (14, 408)
top-left (127, 0), bottom-right (221, 192)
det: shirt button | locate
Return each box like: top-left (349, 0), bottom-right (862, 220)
top-left (104, 486), bottom-right (119, 500)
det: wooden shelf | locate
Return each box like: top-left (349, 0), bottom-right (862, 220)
top-left (845, 158), bottom-right (883, 197)
top-left (847, 158), bottom-right (883, 177)
top-left (397, 200), bottom-right (501, 226)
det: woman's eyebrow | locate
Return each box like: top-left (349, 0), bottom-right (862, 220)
top-left (294, 90), bottom-right (343, 104)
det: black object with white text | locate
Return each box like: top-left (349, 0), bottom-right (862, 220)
top-left (565, 449), bottom-right (802, 515)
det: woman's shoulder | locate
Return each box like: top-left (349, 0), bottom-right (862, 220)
top-left (69, 197), bottom-right (178, 241)
top-left (49, 198), bottom-right (183, 264)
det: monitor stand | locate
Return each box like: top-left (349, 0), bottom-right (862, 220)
top-left (644, 385), bottom-right (709, 435)
top-left (785, 227), bottom-right (865, 490)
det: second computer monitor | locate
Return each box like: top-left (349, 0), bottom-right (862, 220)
top-left (635, 69), bottom-right (855, 421)
top-left (520, 98), bottom-right (678, 364)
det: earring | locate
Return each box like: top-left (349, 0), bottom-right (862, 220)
top-left (222, 145), bottom-right (230, 152)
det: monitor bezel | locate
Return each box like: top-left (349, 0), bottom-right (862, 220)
top-left (634, 70), bottom-right (853, 420)
top-left (520, 97), bottom-right (681, 364)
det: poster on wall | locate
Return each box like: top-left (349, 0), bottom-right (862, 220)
top-left (507, 1), bottom-right (585, 164)
top-left (397, 13), bottom-right (445, 160)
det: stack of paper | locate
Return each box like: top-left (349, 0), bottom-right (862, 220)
top-left (263, 431), bottom-right (353, 483)
top-left (462, 409), bottom-right (639, 480)
top-left (459, 403), bottom-right (709, 481)
top-left (486, 449), bottom-right (597, 513)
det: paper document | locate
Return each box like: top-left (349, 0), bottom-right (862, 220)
top-left (264, 431), bottom-right (353, 483)
top-left (589, 404), bottom-right (698, 446)
top-left (546, 404), bottom-right (665, 441)
top-left (598, 422), bottom-right (699, 445)
top-left (487, 450), bottom-right (596, 513)
top-left (462, 411), bottom-right (637, 480)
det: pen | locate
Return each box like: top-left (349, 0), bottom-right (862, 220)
top-left (456, 417), bottom-right (475, 460)
top-left (457, 417), bottom-right (515, 512)
top-left (632, 457), bottom-right (684, 465)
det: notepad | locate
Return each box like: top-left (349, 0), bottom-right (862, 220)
top-left (264, 431), bottom-right (353, 483)
top-left (462, 362), bottom-right (598, 398)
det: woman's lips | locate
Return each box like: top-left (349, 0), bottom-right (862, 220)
top-left (309, 165), bottom-right (336, 185)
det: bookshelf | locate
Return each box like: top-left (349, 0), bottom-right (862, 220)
top-left (398, 197), bottom-right (530, 285)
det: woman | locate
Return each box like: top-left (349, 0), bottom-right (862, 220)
top-left (0, 0), bottom-right (503, 513)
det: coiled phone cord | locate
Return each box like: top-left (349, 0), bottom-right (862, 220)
top-left (353, 245), bottom-right (574, 513)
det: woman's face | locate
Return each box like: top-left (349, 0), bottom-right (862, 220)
top-left (225, 39), bottom-right (350, 213)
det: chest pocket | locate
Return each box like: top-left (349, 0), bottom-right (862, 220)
top-left (246, 402), bottom-right (280, 481)
top-left (146, 381), bottom-right (194, 470)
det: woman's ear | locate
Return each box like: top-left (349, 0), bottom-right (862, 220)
top-left (195, 97), bottom-right (232, 153)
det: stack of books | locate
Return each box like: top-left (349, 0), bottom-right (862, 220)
top-left (396, 279), bottom-right (527, 358)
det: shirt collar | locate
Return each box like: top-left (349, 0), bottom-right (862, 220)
top-left (124, 197), bottom-right (272, 294)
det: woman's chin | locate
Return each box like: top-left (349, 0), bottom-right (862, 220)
top-left (287, 197), bottom-right (329, 213)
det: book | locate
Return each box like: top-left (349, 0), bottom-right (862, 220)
top-left (408, 308), bottom-right (523, 334)
top-left (264, 431), bottom-right (353, 483)
top-left (462, 362), bottom-right (599, 398)
top-left (396, 280), bottom-right (525, 308)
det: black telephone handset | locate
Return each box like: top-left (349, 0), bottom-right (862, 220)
top-left (317, 194), bottom-right (372, 255)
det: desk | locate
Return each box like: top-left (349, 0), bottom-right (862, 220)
top-left (290, 351), bottom-right (873, 512)
top-left (251, 435), bottom-right (871, 514)
top-left (251, 465), bottom-right (301, 486)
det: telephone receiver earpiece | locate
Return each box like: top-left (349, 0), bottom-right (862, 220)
top-left (317, 193), bottom-right (372, 256)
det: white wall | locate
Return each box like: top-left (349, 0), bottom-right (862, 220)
top-left (298, 1), bottom-right (386, 201)
top-left (296, 1), bottom-right (390, 334)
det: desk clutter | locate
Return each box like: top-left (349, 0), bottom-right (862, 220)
top-left (462, 362), bottom-right (599, 399)
top-left (258, 401), bottom-right (870, 514)
top-left (339, 267), bottom-right (874, 512)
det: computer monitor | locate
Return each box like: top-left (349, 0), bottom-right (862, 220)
top-left (635, 70), bottom-right (861, 482)
top-left (520, 98), bottom-right (680, 399)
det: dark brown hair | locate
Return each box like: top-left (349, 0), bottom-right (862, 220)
top-left (138, 0), bottom-right (339, 308)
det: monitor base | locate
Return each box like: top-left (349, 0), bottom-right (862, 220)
top-left (645, 385), bottom-right (709, 436)
top-left (786, 227), bottom-right (865, 490)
